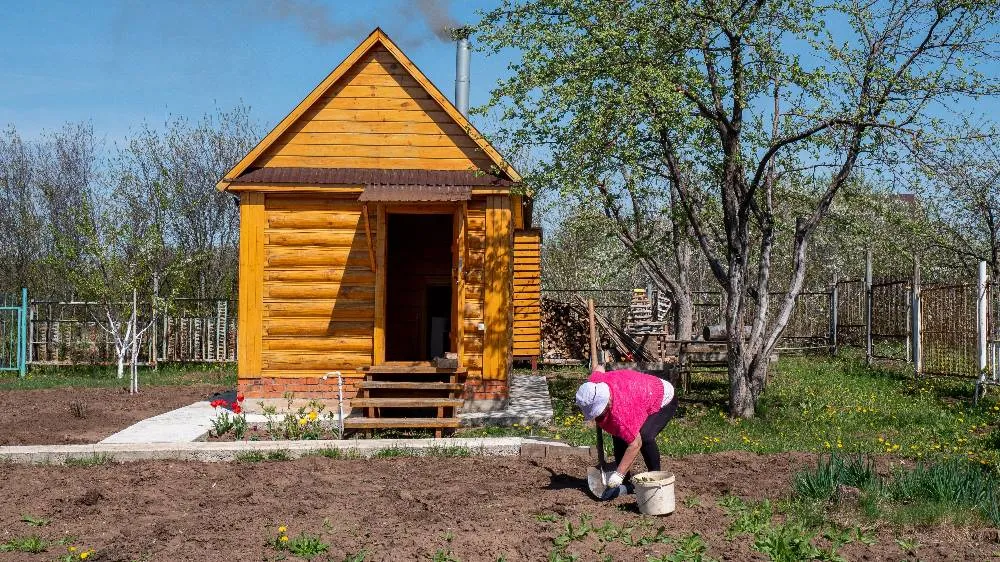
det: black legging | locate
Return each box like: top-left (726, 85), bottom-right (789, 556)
top-left (612, 396), bottom-right (678, 475)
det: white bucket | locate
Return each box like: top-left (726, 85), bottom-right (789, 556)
top-left (633, 471), bottom-right (676, 515)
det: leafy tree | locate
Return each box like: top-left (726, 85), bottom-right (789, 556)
top-left (477, 0), bottom-right (1000, 417)
top-left (914, 128), bottom-right (1000, 280)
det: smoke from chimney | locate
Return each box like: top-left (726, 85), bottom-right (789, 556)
top-left (260, 0), bottom-right (371, 43)
top-left (411, 0), bottom-right (461, 41)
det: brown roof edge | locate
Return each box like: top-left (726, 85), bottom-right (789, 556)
top-left (234, 167), bottom-right (515, 187)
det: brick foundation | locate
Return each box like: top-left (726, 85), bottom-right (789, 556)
top-left (462, 378), bottom-right (510, 402)
top-left (239, 377), bottom-right (359, 400)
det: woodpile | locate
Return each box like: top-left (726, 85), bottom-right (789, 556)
top-left (541, 296), bottom-right (650, 362)
top-left (541, 297), bottom-right (614, 362)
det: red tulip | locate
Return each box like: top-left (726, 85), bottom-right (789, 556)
top-left (237, 394), bottom-right (245, 403)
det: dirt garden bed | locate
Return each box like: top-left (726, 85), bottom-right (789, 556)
top-left (0, 451), bottom-right (993, 561)
top-left (0, 385), bottom-right (224, 445)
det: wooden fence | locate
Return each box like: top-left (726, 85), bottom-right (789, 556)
top-left (29, 298), bottom-right (236, 366)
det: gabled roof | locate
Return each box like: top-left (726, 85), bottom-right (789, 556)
top-left (217, 28), bottom-right (521, 190)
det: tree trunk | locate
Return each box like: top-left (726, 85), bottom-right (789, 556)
top-left (728, 345), bottom-right (755, 418)
top-left (674, 292), bottom-right (694, 341)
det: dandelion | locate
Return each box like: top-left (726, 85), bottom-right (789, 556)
top-left (298, 417), bottom-right (308, 427)
top-left (80, 552), bottom-right (92, 560)
top-left (308, 410), bottom-right (318, 421)
top-left (278, 525), bottom-right (287, 533)
top-left (280, 535), bottom-right (289, 543)
top-left (68, 546), bottom-right (77, 553)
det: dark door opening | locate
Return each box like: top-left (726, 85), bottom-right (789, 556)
top-left (385, 213), bottom-right (454, 361)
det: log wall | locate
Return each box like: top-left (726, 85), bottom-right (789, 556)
top-left (255, 194), bottom-right (376, 387)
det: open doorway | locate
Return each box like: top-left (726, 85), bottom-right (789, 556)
top-left (385, 213), bottom-right (454, 361)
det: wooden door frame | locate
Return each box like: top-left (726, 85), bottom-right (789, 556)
top-left (373, 202), bottom-right (463, 366)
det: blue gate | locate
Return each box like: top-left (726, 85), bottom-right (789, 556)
top-left (0, 289), bottom-right (27, 377)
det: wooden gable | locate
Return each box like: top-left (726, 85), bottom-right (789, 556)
top-left (219, 28), bottom-right (520, 188)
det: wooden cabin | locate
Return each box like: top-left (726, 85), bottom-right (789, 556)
top-left (218, 29), bottom-right (541, 429)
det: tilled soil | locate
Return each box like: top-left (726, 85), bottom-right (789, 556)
top-left (0, 385), bottom-right (223, 445)
top-left (0, 451), bottom-right (994, 561)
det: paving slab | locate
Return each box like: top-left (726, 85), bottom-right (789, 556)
top-left (461, 375), bottom-right (554, 427)
top-left (0, 437), bottom-right (589, 464)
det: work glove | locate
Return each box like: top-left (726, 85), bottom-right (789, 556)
top-left (606, 471), bottom-right (625, 489)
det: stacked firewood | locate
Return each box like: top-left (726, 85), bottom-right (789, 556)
top-left (541, 297), bottom-right (614, 361)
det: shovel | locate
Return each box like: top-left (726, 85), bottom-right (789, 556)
top-left (586, 298), bottom-right (613, 497)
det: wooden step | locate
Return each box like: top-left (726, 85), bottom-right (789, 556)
top-left (351, 397), bottom-right (465, 408)
top-left (358, 381), bottom-right (464, 391)
top-left (342, 417), bottom-right (461, 429)
top-left (364, 365), bottom-right (467, 375)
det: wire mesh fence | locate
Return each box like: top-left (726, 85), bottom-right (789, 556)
top-left (990, 282), bottom-right (999, 380)
top-left (836, 279), bottom-right (866, 347)
top-left (921, 283), bottom-right (980, 378)
top-left (0, 293), bottom-right (25, 372)
top-left (776, 290), bottom-right (832, 351)
top-left (871, 279), bottom-right (910, 361)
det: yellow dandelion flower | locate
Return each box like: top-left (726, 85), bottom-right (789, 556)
top-left (824, 441), bottom-right (831, 449)
top-left (80, 552), bottom-right (91, 560)
top-left (69, 547), bottom-right (77, 553)
top-left (278, 525), bottom-right (287, 533)
top-left (298, 417), bottom-right (308, 426)
top-left (308, 410), bottom-right (318, 421)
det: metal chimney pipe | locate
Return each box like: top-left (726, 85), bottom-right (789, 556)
top-left (455, 36), bottom-right (470, 116)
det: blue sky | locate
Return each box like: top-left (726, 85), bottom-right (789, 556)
top-left (0, 0), bottom-right (510, 142)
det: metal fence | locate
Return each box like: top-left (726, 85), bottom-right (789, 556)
top-left (870, 279), bottom-right (911, 361)
top-left (921, 283), bottom-right (979, 377)
top-left (835, 279), bottom-right (866, 347)
top-left (837, 260), bottom-right (999, 387)
top-left (0, 291), bottom-right (27, 375)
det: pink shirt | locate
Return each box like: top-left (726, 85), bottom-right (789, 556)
top-left (590, 369), bottom-right (666, 442)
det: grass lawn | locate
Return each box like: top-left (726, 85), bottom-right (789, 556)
top-left (0, 362), bottom-right (236, 391)
top-left (462, 353), bottom-right (1000, 469)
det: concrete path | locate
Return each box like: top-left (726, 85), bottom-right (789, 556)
top-left (0, 437), bottom-right (595, 465)
top-left (100, 402), bottom-right (268, 444)
top-left (100, 374), bottom-right (555, 444)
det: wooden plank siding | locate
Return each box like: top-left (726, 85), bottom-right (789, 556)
top-left (259, 46), bottom-right (494, 172)
top-left (238, 192), bottom-right (265, 379)
top-left (482, 196), bottom-right (513, 381)
top-left (260, 194), bottom-right (376, 379)
top-left (512, 229), bottom-right (542, 357)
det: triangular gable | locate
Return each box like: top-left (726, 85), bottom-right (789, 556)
top-left (218, 28), bottom-right (521, 189)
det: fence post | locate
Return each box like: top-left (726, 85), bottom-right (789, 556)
top-left (865, 249), bottom-right (873, 365)
top-left (830, 275), bottom-right (839, 355)
top-left (912, 255), bottom-right (922, 378)
top-left (978, 260), bottom-right (989, 377)
top-left (18, 288), bottom-right (27, 377)
top-left (151, 272), bottom-right (159, 368)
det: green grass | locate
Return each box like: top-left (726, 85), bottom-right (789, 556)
top-left (460, 354), bottom-right (1000, 468)
top-left (793, 453), bottom-right (1000, 527)
top-left (0, 362), bottom-right (235, 390)
top-left (63, 453), bottom-right (115, 467)
top-left (0, 535), bottom-right (47, 553)
top-left (235, 449), bottom-right (292, 463)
